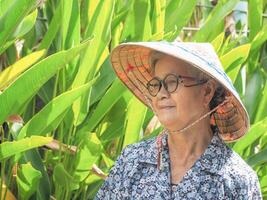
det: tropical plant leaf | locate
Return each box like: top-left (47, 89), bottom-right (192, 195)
top-left (18, 78), bottom-right (97, 139)
top-left (0, 136), bottom-right (52, 160)
top-left (72, 0), bottom-right (115, 126)
top-left (246, 148), bottom-right (267, 167)
top-left (164, 0), bottom-right (197, 40)
top-left (193, 0), bottom-right (239, 42)
top-left (0, 49), bottom-right (46, 90)
top-left (0, 0), bottom-right (37, 53)
top-left (233, 117), bottom-right (267, 155)
top-left (0, 40), bottom-right (90, 124)
top-left (76, 79), bottom-right (127, 135)
top-left (123, 97), bottom-right (147, 147)
top-left (220, 44), bottom-right (251, 82)
top-left (16, 163), bottom-right (42, 200)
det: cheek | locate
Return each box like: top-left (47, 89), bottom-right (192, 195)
top-left (172, 91), bottom-right (203, 112)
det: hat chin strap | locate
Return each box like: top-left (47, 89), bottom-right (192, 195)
top-left (167, 100), bottom-right (228, 134)
top-left (132, 76), bottom-right (229, 134)
top-left (142, 91), bottom-right (229, 134)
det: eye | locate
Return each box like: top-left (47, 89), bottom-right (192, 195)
top-left (147, 78), bottom-right (161, 96)
top-left (165, 74), bottom-right (178, 92)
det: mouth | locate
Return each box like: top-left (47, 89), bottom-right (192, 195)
top-left (158, 106), bottom-right (175, 110)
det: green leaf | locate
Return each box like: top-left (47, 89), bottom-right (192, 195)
top-left (77, 79), bottom-right (127, 135)
top-left (99, 95), bottom-right (130, 141)
top-left (150, 0), bottom-right (165, 40)
top-left (123, 97), bottom-right (147, 147)
top-left (53, 163), bottom-right (79, 190)
top-left (74, 136), bottom-right (101, 181)
top-left (120, 0), bottom-right (152, 41)
top-left (61, 0), bottom-right (80, 49)
top-left (38, 4), bottom-right (62, 50)
top-left (18, 78), bottom-right (97, 139)
top-left (193, 0), bottom-right (239, 42)
top-left (89, 57), bottom-right (116, 106)
top-left (211, 32), bottom-right (225, 53)
top-left (0, 0), bottom-right (13, 16)
top-left (244, 71), bottom-right (263, 121)
top-left (248, 0), bottom-right (263, 41)
top-left (0, 0), bottom-right (37, 53)
top-left (233, 117), bottom-right (267, 155)
top-left (16, 163), bottom-right (42, 200)
top-left (251, 25), bottom-right (267, 52)
top-left (0, 136), bottom-right (52, 161)
top-left (12, 9), bottom-right (37, 39)
top-left (220, 44), bottom-right (251, 82)
top-left (246, 148), bottom-right (267, 167)
top-left (72, 0), bottom-right (115, 125)
top-left (254, 81), bottom-right (267, 123)
top-left (164, 0), bottom-right (197, 40)
top-left (22, 149), bottom-right (51, 200)
top-left (0, 49), bottom-right (46, 90)
top-left (0, 40), bottom-right (90, 125)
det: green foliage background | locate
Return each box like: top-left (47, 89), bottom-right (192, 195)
top-left (0, 0), bottom-right (267, 199)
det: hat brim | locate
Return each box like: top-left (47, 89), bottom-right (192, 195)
top-left (110, 42), bottom-right (250, 142)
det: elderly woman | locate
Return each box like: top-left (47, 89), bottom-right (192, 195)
top-left (95, 42), bottom-right (262, 199)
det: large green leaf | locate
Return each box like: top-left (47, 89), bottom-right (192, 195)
top-left (220, 44), bottom-right (251, 82)
top-left (23, 149), bottom-right (51, 200)
top-left (38, 4), bottom-right (62, 50)
top-left (16, 163), bottom-right (42, 200)
top-left (193, 0), bottom-right (239, 42)
top-left (99, 93), bottom-right (131, 142)
top-left (0, 40), bottom-right (90, 124)
top-left (76, 79), bottom-right (127, 135)
top-left (122, 96), bottom-right (147, 147)
top-left (211, 32), bottom-right (225, 53)
top-left (254, 81), bottom-right (267, 123)
top-left (248, 0), bottom-right (263, 41)
top-left (0, 0), bottom-right (37, 53)
top-left (72, 0), bottom-right (115, 125)
top-left (18, 79), bottom-right (97, 139)
top-left (12, 9), bottom-right (37, 39)
top-left (233, 117), bottom-right (267, 155)
top-left (53, 163), bottom-right (79, 190)
top-left (150, 0), bottom-right (165, 40)
top-left (0, 136), bottom-right (52, 160)
top-left (74, 136), bottom-right (101, 181)
top-left (246, 148), bottom-right (267, 167)
top-left (244, 71), bottom-right (264, 121)
top-left (0, 49), bottom-right (46, 90)
top-left (120, 0), bottom-right (151, 41)
top-left (250, 25), bottom-right (267, 53)
top-left (164, 0), bottom-right (197, 40)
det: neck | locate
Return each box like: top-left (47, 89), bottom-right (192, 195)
top-left (166, 120), bottom-right (213, 162)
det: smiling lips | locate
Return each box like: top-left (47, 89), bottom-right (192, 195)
top-left (158, 105), bottom-right (175, 110)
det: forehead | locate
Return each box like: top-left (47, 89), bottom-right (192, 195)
top-left (153, 55), bottom-right (194, 77)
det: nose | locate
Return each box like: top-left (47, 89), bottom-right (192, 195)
top-left (156, 82), bottom-right (170, 100)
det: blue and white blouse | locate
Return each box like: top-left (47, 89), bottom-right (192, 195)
top-left (95, 132), bottom-right (262, 199)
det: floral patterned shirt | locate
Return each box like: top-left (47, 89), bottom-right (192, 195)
top-left (95, 132), bottom-right (262, 199)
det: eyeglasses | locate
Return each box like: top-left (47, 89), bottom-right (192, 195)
top-left (146, 73), bottom-right (208, 97)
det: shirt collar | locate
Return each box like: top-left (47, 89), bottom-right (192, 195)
top-left (138, 131), bottom-right (230, 175)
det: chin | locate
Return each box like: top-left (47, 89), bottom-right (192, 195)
top-left (157, 116), bottom-right (178, 128)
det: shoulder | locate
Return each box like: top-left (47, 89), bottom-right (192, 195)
top-left (120, 136), bottom-right (157, 163)
top-left (222, 147), bottom-right (258, 181)
top-left (220, 147), bottom-right (262, 199)
top-left (94, 137), bottom-right (157, 200)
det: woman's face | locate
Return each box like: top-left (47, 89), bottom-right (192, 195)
top-left (151, 55), bottom-right (207, 131)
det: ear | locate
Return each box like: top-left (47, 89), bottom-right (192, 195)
top-left (202, 79), bottom-right (216, 108)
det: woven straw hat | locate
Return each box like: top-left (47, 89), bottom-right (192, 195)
top-left (110, 41), bottom-right (249, 142)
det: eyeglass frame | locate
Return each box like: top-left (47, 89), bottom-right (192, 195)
top-left (146, 73), bottom-right (208, 97)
